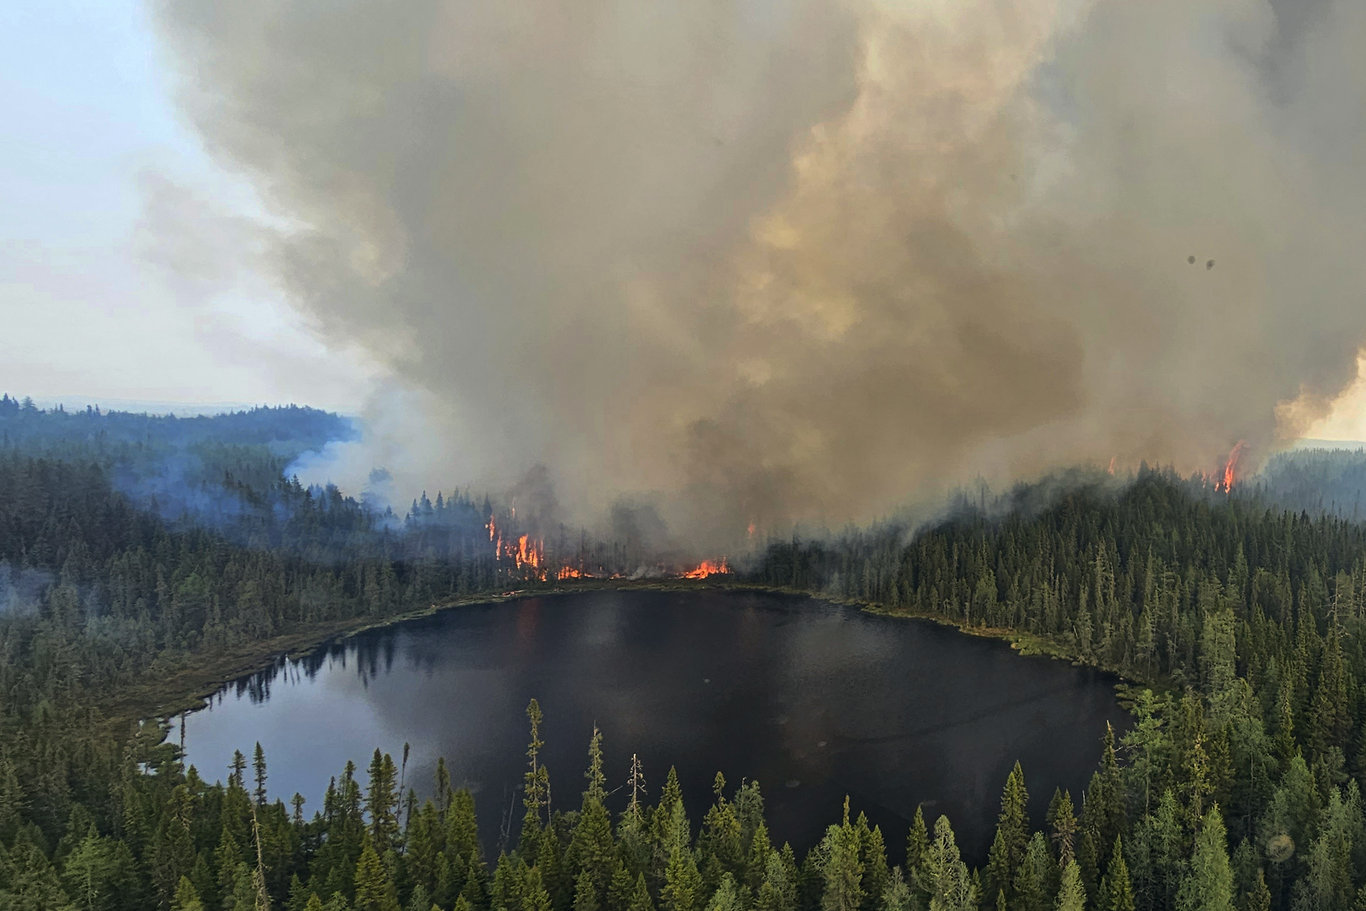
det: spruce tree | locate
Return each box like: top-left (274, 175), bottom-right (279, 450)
top-left (820, 798), bottom-right (863, 911)
top-left (663, 846), bottom-right (703, 911)
top-left (366, 751), bottom-right (399, 849)
top-left (1175, 806), bottom-right (1233, 911)
top-left (1014, 833), bottom-right (1056, 911)
top-left (523, 867), bottom-right (553, 911)
top-left (857, 818), bottom-right (889, 911)
top-left (1055, 860), bottom-right (1085, 911)
top-left (984, 762), bottom-right (1029, 904)
top-left (355, 840), bottom-right (400, 911)
top-left (574, 870), bottom-right (599, 911)
top-left (755, 849), bottom-right (796, 911)
top-left (916, 816), bottom-right (974, 911)
top-left (628, 873), bottom-right (655, 911)
top-left (879, 868), bottom-right (912, 911)
top-left (905, 807), bottom-right (929, 885)
top-left (172, 876), bottom-right (206, 911)
top-left (1048, 791), bottom-right (1078, 865)
top-left (705, 872), bottom-right (742, 911)
top-left (1098, 838), bottom-right (1133, 911)
top-left (523, 700), bottom-right (550, 858)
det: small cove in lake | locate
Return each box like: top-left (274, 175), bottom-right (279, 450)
top-left (180, 589), bottom-right (1129, 862)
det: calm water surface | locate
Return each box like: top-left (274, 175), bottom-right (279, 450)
top-left (180, 589), bottom-right (1128, 862)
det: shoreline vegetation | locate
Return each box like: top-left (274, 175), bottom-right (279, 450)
top-left (5, 402), bottom-right (1366, 907)
top-left (130, 578), bottom-right (1140, 734)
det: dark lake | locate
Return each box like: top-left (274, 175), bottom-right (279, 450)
top-left (179, 589), bottom-right (1128, 863)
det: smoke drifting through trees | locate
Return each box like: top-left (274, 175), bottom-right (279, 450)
top-left (151, 0), bottom-right (1366, 548)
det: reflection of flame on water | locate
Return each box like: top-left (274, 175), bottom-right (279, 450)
top-left (682, 558), bottom-right (730, 579)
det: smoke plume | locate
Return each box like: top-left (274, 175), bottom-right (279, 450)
top-left (151, 0), bottom-right (1366, 547)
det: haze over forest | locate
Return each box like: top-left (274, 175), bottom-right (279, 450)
top-left (13, 4), bottom-right (1366, 911)
top-left (9, 0), bottom-right (1366, 551)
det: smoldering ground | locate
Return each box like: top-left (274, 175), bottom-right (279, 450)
top-left (149, 0), bottom-right (1366, 549)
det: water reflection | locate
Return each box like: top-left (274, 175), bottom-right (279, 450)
top-left (181, 590), bottom-right (1128, 864)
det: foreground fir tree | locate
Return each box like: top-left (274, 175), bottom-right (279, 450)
top-left (1176, 806), bottom-right (1233, 911)
top-left (818, 798), bottom-right (864, 911)
top-left (984, 762), bottom-right (1029, 906)
top-left (1055, 859), bottom-right (1085, 911)
top-left (917, 815), bottom-right (974, 911)
top-left (1096, 837), bottom-right (1134, 911)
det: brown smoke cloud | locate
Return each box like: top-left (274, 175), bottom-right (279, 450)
top-left (151, 0), bottom-right (1366, 547)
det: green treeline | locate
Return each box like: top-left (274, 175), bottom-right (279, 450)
top-left (0, 698), bottom-right (1137, 911)
top-left (754, 466), bottom-right (1366, 908)
top-left (5, 396), bottom-right (1366, 908)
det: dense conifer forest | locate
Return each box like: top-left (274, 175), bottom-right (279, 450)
top-left (4, 398), bottom-right (1366, 909)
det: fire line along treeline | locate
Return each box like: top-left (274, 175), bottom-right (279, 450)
top-left (2, 399), bottom-right (1366, 907)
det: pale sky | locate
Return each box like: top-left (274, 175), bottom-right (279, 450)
top-left (0, 1), bottom-right (377, 413)
top-left (2, 0), bottom-right (1366, 445)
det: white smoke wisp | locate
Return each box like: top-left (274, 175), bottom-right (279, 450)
top-left (151, 0), bottom-right (1366, 548)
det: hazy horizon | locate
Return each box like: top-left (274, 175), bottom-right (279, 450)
top-left (10, 0), bottom-right (1366, 544)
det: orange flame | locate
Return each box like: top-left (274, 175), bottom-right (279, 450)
top-left (513, 534), bottom-right (543, 570)
top-left (747, 521), bottom-right (757, 538)
top-left (1107, 456), bottom-right (1116, 476)
top-left (1217, 441), bottom-right (1247, 492)
top-left (682, 558), bottom-right (730, 579)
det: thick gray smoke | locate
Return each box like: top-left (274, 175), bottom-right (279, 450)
top-left (151, 0), bottom-right (1366, 548)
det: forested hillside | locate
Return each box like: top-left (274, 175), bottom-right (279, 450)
top-left (754, 466), bottom-right (1366, 909)
top-left (1257, 447), bottom-right (1366, 522)
top-left (4, 401), bottom-right (1366, 909)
